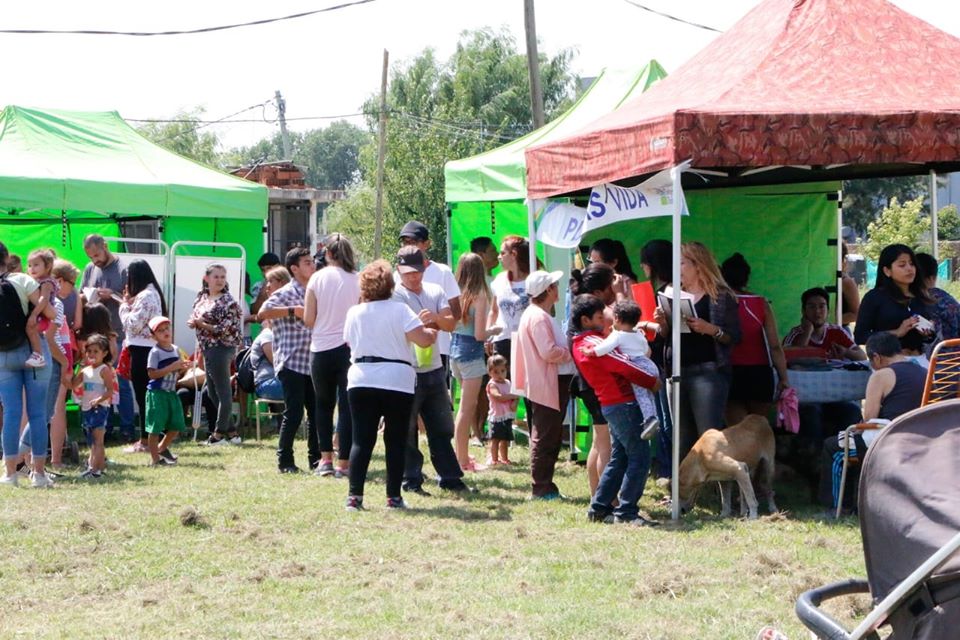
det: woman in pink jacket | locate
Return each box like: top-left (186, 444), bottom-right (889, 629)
top-left (514, 270), bottom-right (573, 500)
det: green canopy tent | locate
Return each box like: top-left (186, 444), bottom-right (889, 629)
top-left (444, 62), bottom-right (668, 265)
top-left (0, 106), bottom-right (268, 274)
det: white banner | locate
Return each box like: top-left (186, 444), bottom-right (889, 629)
top-left (534, 166), bottom-right (688, 248)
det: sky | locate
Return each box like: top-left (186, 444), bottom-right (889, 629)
top-left (4, 0), bottom-right (959, 150)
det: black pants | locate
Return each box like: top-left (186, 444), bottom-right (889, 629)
top-left (128, 345), bottom-right (151, 438)
top-left (348, 387), bottom-right (413, 498)
top-left (403, 368), bottom-right (464, 489)
top-left (276, 368), bottom-right (319, 469)
top-left (176, 386), bottom-right (217, 431)
top-left (311, 344), bottom-right (353, 460)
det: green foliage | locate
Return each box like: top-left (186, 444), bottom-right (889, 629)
top-left (136, 107), bottom-right (221, 167)
top-left (353, 27), bottom-right (576, 262)
top-left (936, 204), bottom-right (960, 241)
top-left (863, 196), bottom-right (929, 261)
top-left (842, 176), bottom-right (927, 236)
top-left (324, 182), bottom-right (396, 264)
top-left (226, 122), bottom-right (370, 189)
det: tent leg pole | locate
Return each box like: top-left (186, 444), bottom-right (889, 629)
top-left (670, 168), bottom-right (684, 522)
top-left (837, 189), bottom-right (844, 328)
top-left (526, 199), bottom-right (537, 272)
top-left (930, 170), bottom-right (939, 263)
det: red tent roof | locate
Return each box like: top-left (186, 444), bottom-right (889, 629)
top-left (525, 0), bottom-right (960, 198)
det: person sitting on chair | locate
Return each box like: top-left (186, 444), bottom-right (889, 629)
top-left (817, 331), bottom-right (926, 511)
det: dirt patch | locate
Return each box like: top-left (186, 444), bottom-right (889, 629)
top-left (178, 506), bottom-right (206, 528)
top-left (632, 571), bottom-right (693, 600)
top-left (278, 562), bottom-right (309, 579)
top-left (78, 519), bottom-right (97, 533)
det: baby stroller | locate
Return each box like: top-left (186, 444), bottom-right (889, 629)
top-left (796, 398), bottom-right (960, 639)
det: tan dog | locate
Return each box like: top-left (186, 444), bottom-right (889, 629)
top-left (677, 414), bottom-right (778, 519)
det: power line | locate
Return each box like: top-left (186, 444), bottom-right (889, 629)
top-left (0, 0), bottom-right (376, 37)
top-left (153, 101), bottom-right (273, 144)
top-left (127, 112), bottom-right (368, 125)
top-left (620, 0), bottom-right (721, 33)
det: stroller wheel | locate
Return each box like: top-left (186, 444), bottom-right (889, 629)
top-left (68, 441), bottom-right (81, 465)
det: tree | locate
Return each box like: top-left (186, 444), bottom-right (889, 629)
top-left (136, 107), bottom-right (221, 167)
top-left (325, 182), bottom-right (396, 263)
top-left (842, 176), bottom-right (927, 237)
top-left (862, 196), bottom-right (929, 261)
top-left (298, 121), bottom-right (370, 189)
top-left (936, 204), bottom-right (960, 241)
top-left (224, 122), bottom-right (369, 189)
top-left (349, 27), bottom-right (576, 261)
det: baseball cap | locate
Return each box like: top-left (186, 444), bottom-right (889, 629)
top-left (397, 246), bottom-right (427, 274)
top-left (148, 316), bottom-right (171, 333)
top-left (399, 220), bottom-right (429, 242)
top-left (525, 270), bottom-right (564, 298)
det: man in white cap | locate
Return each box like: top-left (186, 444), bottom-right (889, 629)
top-left (392, 246), bottom-right (471, 494)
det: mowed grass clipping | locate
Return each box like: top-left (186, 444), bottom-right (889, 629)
top-left (0, 437), bottom-right (868, 639)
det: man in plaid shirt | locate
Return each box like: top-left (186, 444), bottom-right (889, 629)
top-left (258, 247), bottom-right (318, 473)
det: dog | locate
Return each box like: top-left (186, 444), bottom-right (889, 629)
top-left (677, 414), bottom-right (778, 519)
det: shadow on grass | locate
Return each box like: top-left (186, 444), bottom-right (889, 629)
top-left (397, 503), bottom-right (514, 522)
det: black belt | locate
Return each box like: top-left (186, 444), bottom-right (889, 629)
top-left (355, 356), bottom-right (412, 366)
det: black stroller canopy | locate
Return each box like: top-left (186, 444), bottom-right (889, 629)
top-left (860, 398), bottom-right (960, 637)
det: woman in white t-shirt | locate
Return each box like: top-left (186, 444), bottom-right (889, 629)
top-left (489, 235), bottom-right (532, 366)
top-left (303, 233), bottom-right (360, 477)
top-left (341, 260), bottom-right (436, 512)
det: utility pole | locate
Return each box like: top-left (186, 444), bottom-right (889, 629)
top-left (373, 50), bottom-right (390, 259)
top-left (275, 90), bottom-right (292, 160)
top-left (524, 0), bottom-right (545, 129)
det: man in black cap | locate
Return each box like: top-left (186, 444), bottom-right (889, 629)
top-left (398, 221), bottom-right (461, 375)
top-left (251, 252), bottom-right (282, 315)
top-left (392, 246), bottom-right (471, 493)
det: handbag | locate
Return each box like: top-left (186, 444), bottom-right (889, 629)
top-left (116, 345), bottom-right (132, 380)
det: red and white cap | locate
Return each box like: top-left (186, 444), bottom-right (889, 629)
top-left (148, 316), bottom-right (171, 333)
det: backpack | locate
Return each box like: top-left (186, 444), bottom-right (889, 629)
top-left (235, 347), bottom-right (256, 394)
top-left (0, 273), bottom-right (28, 351)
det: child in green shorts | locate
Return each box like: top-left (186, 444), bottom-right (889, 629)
top-left (146, 316), bottom-right (190, 466)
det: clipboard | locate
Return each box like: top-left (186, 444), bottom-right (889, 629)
top-left (657, 286), bottom-right (698, 333)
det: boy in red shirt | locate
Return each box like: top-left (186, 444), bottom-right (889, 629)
top-left (570, 294), bottom-right (661, 526)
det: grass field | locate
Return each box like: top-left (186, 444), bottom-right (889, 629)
top-left (0, 437), bottom-right (870, 639)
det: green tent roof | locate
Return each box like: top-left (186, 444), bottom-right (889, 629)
top-left (0, 106), bottom-right (267, 220)
top-left (444, 61), bottom-right (667, 203)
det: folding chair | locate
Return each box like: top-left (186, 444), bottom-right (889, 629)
top-left (835, 421), bottom-right (887, 519)
top-left (921, 338), bottom-right (960, 405)
top-left (253, 397), bottom-right (284, 442)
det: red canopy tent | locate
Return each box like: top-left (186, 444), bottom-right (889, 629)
top-left (525, 0), bottom-right (960, 197)
top-left (523, 0), bottom-right (960, 524)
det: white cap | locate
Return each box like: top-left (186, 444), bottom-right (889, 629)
top-left (525, 270), bottom-right (564, 298)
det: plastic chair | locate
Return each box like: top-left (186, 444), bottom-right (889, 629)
top-left (835, 421), bottom-right (887, 519)
top-left (253, 397), bottom-right (284, 442)
top-left (921, 338), bottom-right (960, 405)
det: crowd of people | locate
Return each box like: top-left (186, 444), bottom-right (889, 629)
top-left (0, 227), bottom-right (953, 520)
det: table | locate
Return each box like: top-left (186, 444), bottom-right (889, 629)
top-left (789, 367), bottom-right (872, 404)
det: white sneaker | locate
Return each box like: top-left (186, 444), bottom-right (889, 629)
top-left (25, 352), bottom-right (45, 368)
top-left (228, 435), bottom-right (242, 445)
top-left (30, 472), bottom-right (55, 488)
top-left (0, 474), bottom-right (18, 487)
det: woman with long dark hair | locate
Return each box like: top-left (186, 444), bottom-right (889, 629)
top-left (854, 244), bottom-right (934, 354)
top-left (188, 263), bottom-right (243, 445)
top-left (303, 233), bottom-right (359, 477)
top-left (568, 262), bottom-right (616, 497)
top-left (590, 238), bottom-right (638, 302)
top-left (119, 259), bottom-right (167, 452)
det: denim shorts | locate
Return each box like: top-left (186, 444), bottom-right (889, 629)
top-left (82, 405), bottom-right (111, 432)
top-left (450, 333), bottom-right (485, 362)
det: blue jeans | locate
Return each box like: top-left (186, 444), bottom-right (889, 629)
top-left (591, 400), bottom-right (651, 521)
top-left (255, 378), bottom-right (284, 401)
top-left (653, 379), bottom-right (673, 479)
top-left (0, 342), bottom-right (52, 459)
top-left (20, 357), bottom-right (61, 455)
top-left (674, 362), bottom-right (731, 461)
top-left (116, 376), bottom-right (136, 441)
